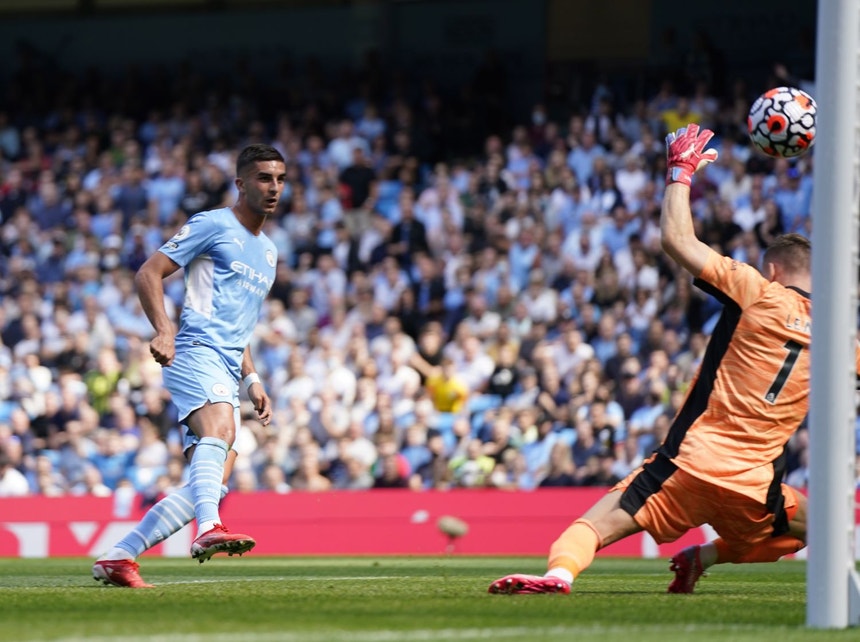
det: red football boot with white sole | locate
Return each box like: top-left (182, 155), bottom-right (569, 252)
top-left (488, 574), bottom-right (571, 595)
top-left (92, 559), bottom-right (154, 589)
top-left (190, 524), bottom-right (256, 563)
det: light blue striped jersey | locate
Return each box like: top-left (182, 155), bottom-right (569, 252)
top-left (158, 207), bottom-right (277, 374)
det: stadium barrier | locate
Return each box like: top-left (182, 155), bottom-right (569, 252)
top-left (1, 489), bottom-right (854, 558)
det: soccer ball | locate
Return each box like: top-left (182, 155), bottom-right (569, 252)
top-left (747, 86), bottom-right (816, 158)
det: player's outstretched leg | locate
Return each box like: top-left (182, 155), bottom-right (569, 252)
top-left (488, 574), bottom-right (571, 595)
top-left (93, 484), bottom-right (235, 585)
top-left (92, 559), bottom-right (154, 589)
top-left (667, 545), bottom-right (706, 593)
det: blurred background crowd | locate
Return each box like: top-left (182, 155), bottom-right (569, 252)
top-left (0, 10), bottom-right (845, 501)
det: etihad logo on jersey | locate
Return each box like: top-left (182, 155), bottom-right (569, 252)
top-left (231, 260), bottom-right (272, 298)
top-left (231, 261), bottom-right (272, 287)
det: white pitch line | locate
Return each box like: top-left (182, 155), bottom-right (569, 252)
top-left (156, 575), bottom-right (406, 585)
top-left (0, 575), bottom-right (411, 589)
top-left (46, 624), bottom-right (789, 642)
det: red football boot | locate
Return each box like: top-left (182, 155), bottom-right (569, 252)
top-left (92, 559), bottom-right (154, 589)
top-left (190, 524), bottom-right (256, 563)
top-left (488, 574), bottom-right (571, 595)
top-left (667, 545), bottom-right (706, 593)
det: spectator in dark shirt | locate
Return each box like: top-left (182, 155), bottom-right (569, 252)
top-left (388, 188), bottom-right (429, 269)
top-left (339, 146), bottom-right (376, 210)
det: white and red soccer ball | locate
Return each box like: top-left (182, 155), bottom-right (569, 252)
top-left (747, 86), bottom-right (816, 158)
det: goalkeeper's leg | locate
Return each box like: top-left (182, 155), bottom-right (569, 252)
top-left (668, 484), bottom-right (806, 593)
top-left (713, 483), bottom-right (806, 564)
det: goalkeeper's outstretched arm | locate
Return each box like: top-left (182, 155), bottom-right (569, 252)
top-left (661, 123), bottom-right (720, 277)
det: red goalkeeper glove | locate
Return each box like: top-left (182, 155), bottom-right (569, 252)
top-left (665, 123), bottom-right (719, 186)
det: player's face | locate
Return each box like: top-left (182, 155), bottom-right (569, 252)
top-left (240, 160), bottom-right (287, 216)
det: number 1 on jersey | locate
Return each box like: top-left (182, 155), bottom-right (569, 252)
top-left (764, 340), bottom-right (804, 404)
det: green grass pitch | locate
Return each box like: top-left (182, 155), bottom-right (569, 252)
top-left (0, 556), bottom-right (858, 641)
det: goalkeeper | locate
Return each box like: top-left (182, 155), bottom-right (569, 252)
top-left (490, 124), bottom-right (834, 595)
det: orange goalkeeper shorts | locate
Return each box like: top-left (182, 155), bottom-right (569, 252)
top-left (613, 453), bottom-right (798, 549)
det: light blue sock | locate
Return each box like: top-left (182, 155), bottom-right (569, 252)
top-left (189, 436), bottom-right (229, 536)
top-left (110, 485), bottom-right (230, 559)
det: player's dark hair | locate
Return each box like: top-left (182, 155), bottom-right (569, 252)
top-left (764, 233), bottom-right (811, 274)
top-left (236, 144), bottom-right (285, 177)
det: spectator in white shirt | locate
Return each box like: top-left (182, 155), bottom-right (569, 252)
top-left (0, 449), bottom-right (29, 497)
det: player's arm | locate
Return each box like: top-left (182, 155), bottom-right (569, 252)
top-left (241, 346), bottom-right (272, 426)
top-left (661, 124), bottom-right (720, 277)
top-left (135, 251), bottom-right (181, 366)
top-left (661, 184), bottom-right (713, 277)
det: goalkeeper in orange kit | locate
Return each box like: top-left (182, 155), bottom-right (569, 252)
top-left (489, 124), bottom-right (838, 595)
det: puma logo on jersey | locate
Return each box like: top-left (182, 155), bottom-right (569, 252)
top-left (233, 237), bottom-right (245, 251)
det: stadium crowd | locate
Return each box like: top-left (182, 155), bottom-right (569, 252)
top-left (0, 50), bottom-right (847, 501)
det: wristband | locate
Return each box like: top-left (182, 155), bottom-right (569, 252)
top-left (243, 373), bottom-right (261, 389)
top-left (666, 166), bottom-right (693, 187)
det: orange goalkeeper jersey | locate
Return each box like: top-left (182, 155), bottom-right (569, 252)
top-left (658, 251), bottom-right (817, 502)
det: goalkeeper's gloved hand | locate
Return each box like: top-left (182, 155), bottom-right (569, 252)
top-left (665, 123), bottom-right (719, 187)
